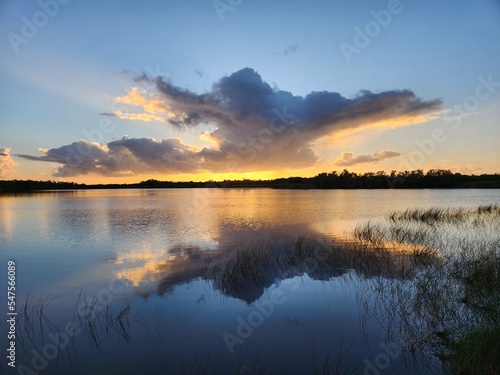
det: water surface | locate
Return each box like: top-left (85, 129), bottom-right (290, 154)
top-left (1, 189), bottom-right (498, 374)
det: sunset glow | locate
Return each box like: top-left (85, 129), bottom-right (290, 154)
top-left (1, 1), bottom-right (499, 183)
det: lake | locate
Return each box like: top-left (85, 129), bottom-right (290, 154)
top-left (1, 189), bottom-right (499, 374)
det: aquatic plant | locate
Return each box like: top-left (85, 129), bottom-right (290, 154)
top-left (354, 206), bottom-right (500, 374)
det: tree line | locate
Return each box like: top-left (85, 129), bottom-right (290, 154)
top-left (1, 169), bottom-right (499, 193)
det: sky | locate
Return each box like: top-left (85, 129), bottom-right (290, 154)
top-left (0, 0), bottom-right (499, 183)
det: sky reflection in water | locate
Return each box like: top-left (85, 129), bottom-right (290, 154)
top-left (1, 189), bottom-right (499, 374)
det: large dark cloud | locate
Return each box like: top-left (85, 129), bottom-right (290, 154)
top-left (19, 68), bottom-right (442, 177)
top-left (17, 138), bottom-right (204, 177)
top-left (135, 67), bottom-right (442, 135)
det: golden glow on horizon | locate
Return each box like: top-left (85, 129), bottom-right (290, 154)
top-left (11, 156), bottom-right (500, 185)
top-left (7, 103), bottom-right (498, 184)
top-left (57, 168), bottom-right (322, 184)
top-left (40, 162), bottom-right (500, 185)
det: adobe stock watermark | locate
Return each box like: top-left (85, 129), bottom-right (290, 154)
top-left (62, 94), bottom-right (136, 173)
top-left (339, 0), bottom-right (405, 64)
top-left (222, 288), bottom-right (287, 354)
top-left (7, 0), bottom-right (71, 54)
top-left (213, 0), bottom-right (243, 21)
top-left (363, 340), bottom-right (402, 375)
top-left (76, 63), bottom-right (168, 160)
top-left (59, 63), bottom-right (171, 174)
top-left (442, 74), bottom-right (499, 129)
top-left (400, 74), bottom-right (499, 171)
top-left (222, 239), bottom-right (329, 354)
top-left (176, 106), bottom-right (300, 225)
top-left (385, 73), bottom-right (499, 188)
top-left (229, 107), bottom-right (300, 169)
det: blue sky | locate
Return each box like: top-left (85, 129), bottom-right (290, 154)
top-left (0, 0), bottom-right (499, 182)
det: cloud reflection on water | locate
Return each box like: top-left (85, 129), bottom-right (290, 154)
top-left (112, 225), bottom-right (432, 304)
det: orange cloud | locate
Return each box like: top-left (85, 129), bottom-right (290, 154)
top-left (113, 87), bottom-right (176, 122)
top-left (0, 148), bottom-right (16, 177)
top-left (366, 112), bottom-right (442, 129)
top-left (113, 110), bottom-right (166, 122)
top-left (115, 245), bottom-right (173, 286)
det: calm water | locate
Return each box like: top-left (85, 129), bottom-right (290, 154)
top-left (1, 189), bottom-right (499, 374)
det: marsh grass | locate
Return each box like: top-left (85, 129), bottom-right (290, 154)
top-left (388, 204), bottom-right (500, 226)
top-left (354, 206), bottom-right (500, 374)
top-left (16, 291), bottom-right (59, 356)
top-left (16, 286), bottom-right (146, 365)
top-left (75, 287), bottom-right (146, 351)
top-left (311, 337), bottom-right (359, 375)
top-left (193, 231), bottom-right (446, 373)
top-left (446, 327), bottom-right (500, 375)
top-left (208, 234), bottom-right (433, 304)
top-left (168, 335), bottom-right (358, 375)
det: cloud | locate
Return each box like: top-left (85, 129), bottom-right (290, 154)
top-left (113, 110), bottom-right (166, 122)
top-left (453, 164), bottom-right (484, 175)
top-left (19, 67), bottom-right (442, 177)
top-left (17, 138), bottom-right (205, 177)
top-left (0, 148), bottom-right (16, 177)
top-left (282, 44), bottom-right (299, 56)
top-left (113, 69), bottom-right (132, 76)
top-left (111, 87), bottom-right (174, 121)
top-left (139, 67), bottom-right (442, 134)
top-left (333, 150), bottom-right (402, 167)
